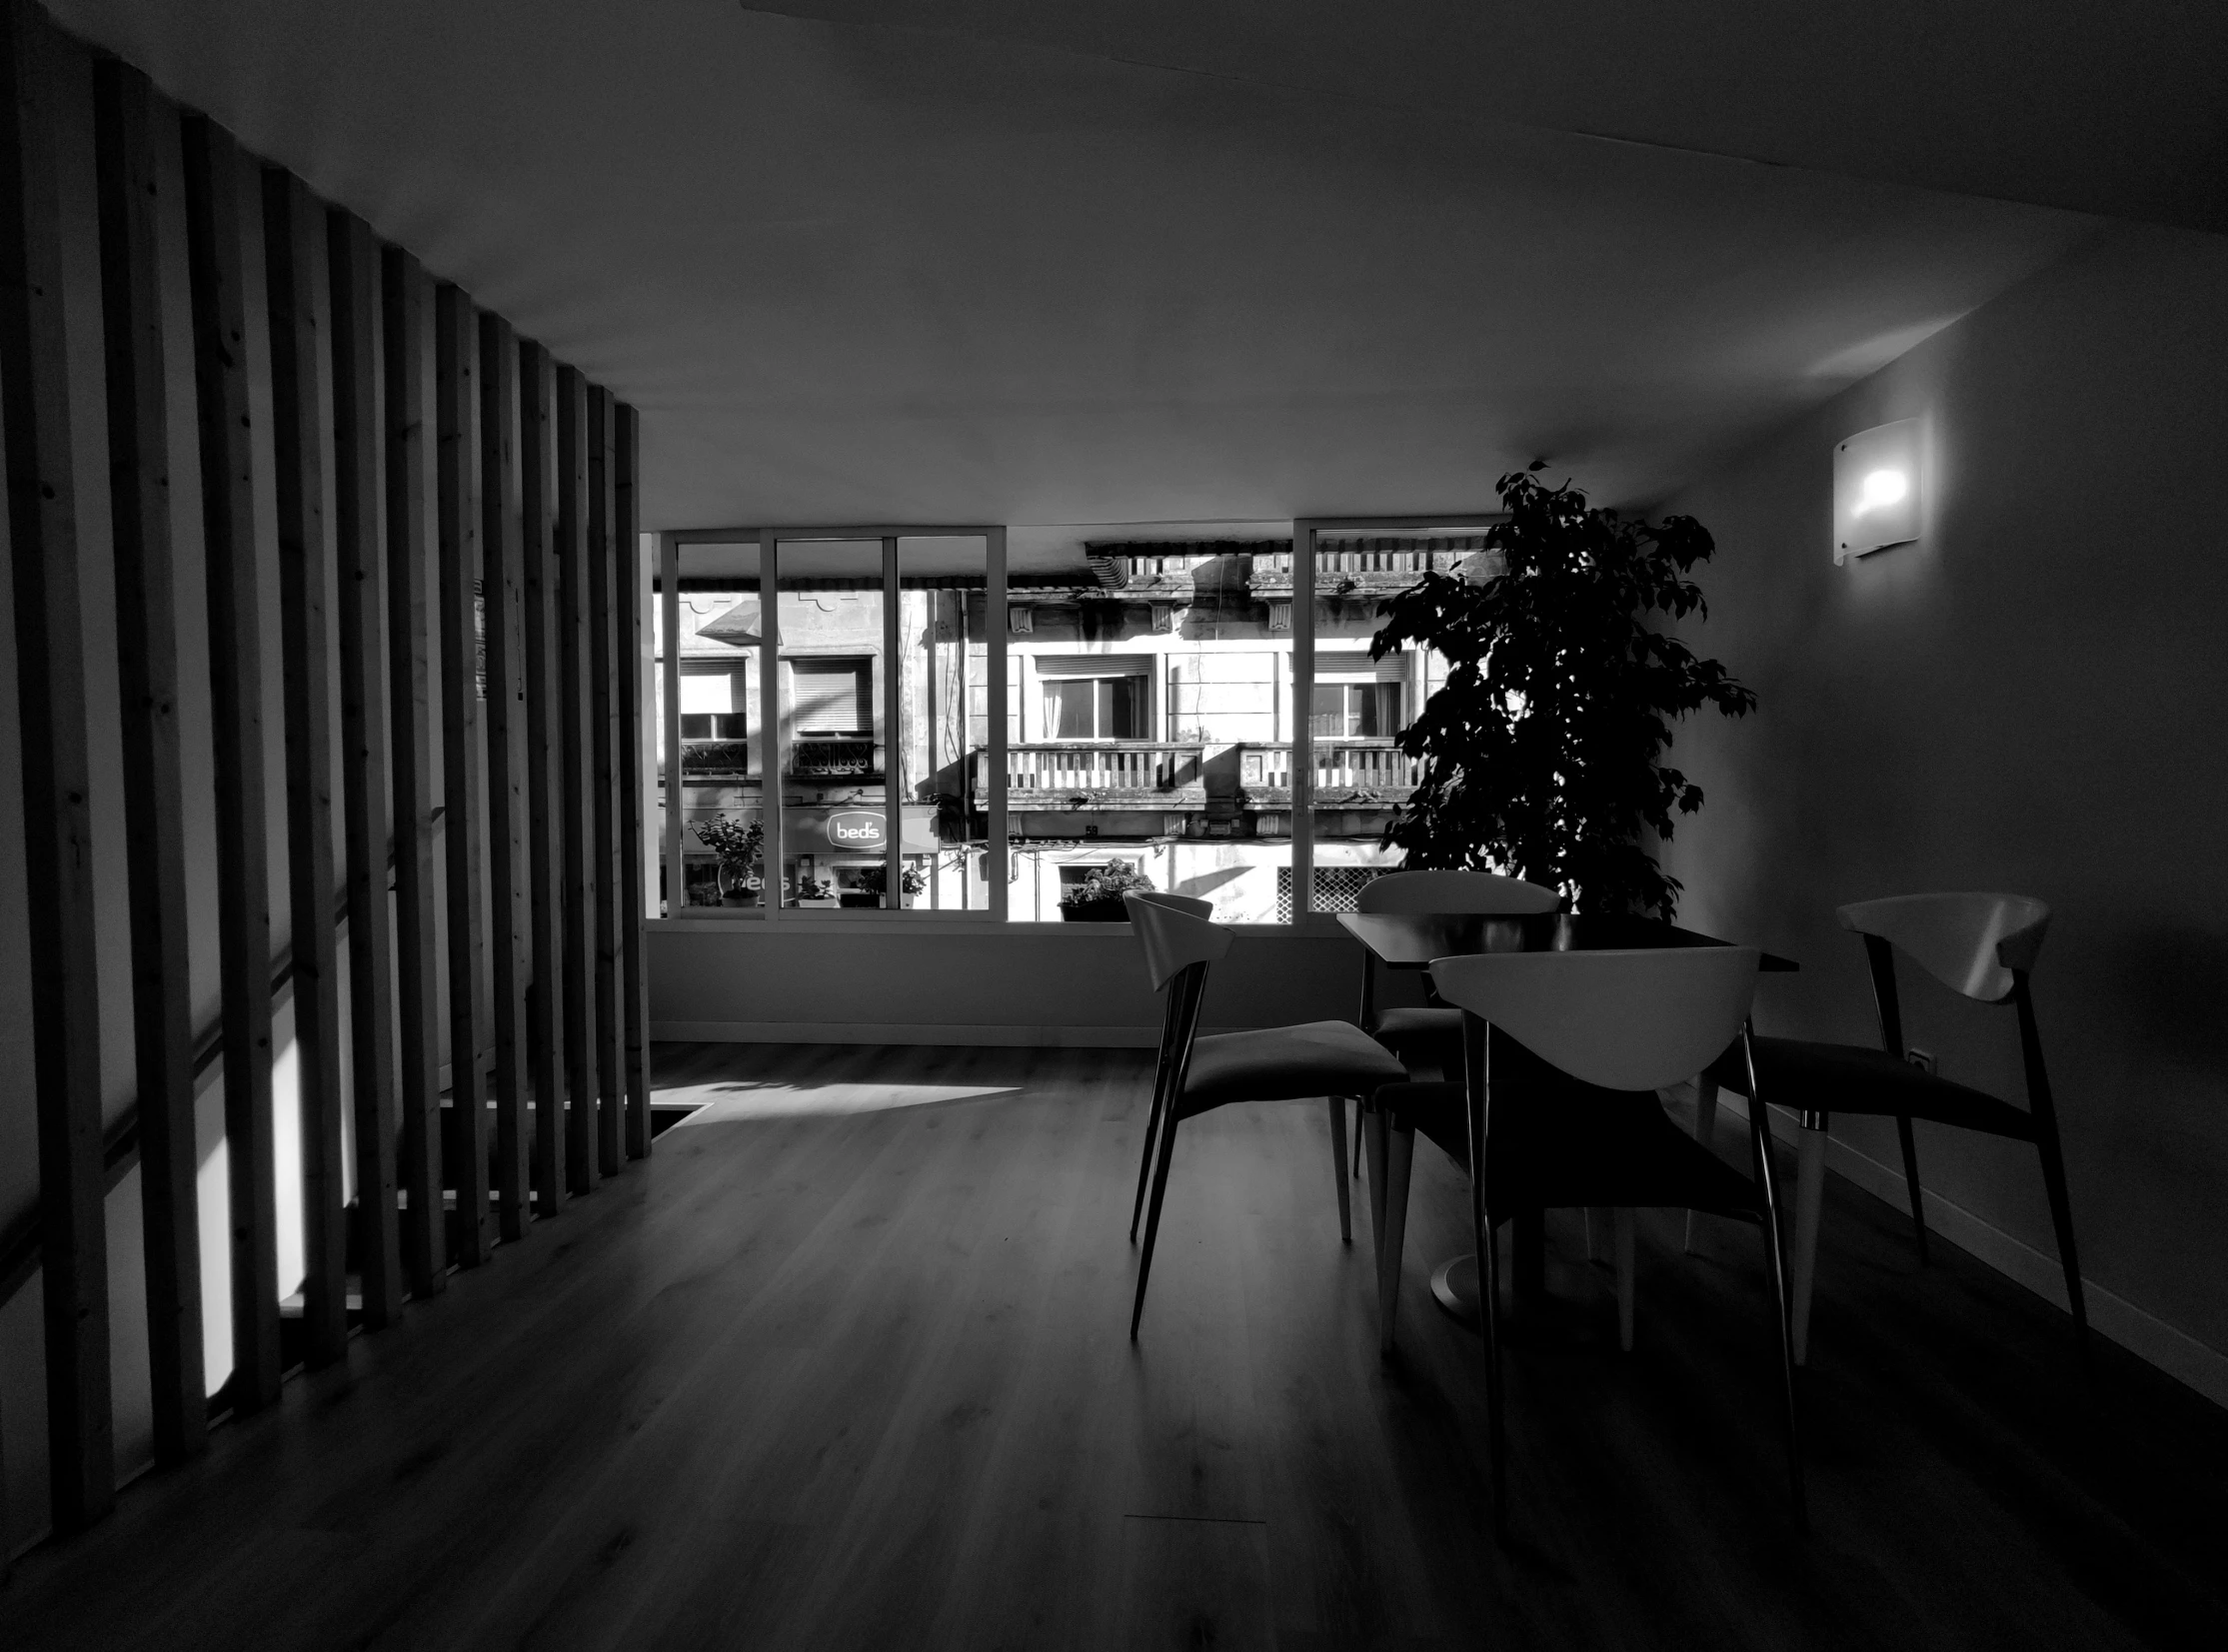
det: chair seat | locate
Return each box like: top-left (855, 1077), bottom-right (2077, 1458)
top-left (1369, 1005), bottom-right (1462, 1051)
top-left (1707, 1037), bottom-right (2036, 1139)
top-left (1179, 1021), bottom-right (1408, 1116)
top-left (1375, 1076), bottom-right (1763, 1218)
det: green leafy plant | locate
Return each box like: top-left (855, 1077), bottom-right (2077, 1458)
top-left (1060, 859), bottom-right (1155, 906)
top-left (693, 815), bottom-right (764, 867)
top-left (1371, 464), bottom-right (1754, 917)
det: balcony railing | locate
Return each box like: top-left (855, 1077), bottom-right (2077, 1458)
top-left (790, 738), bottom-right (883, 779)
top-left (1237, 739), bottom-right (1421, 805)
top-left (977, 742), bottom-right (1206, 807)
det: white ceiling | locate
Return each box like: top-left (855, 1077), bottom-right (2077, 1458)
top-left (53, 1), bottom-right (2193, 531)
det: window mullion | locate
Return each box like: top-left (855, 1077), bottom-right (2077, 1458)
top-left (1291, 520), bottom-right (1315, 921)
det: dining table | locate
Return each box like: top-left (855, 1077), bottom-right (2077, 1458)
top-left (1336, 908), bottom-right (1798, 1325)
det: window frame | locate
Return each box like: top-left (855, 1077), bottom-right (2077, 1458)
top-left (651, 515), bottom-right (1499, 931)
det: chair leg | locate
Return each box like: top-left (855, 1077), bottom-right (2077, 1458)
top-left (1684, 1074), bottom-right (1720, 1253)
top-left (1350, 1097), bottom-right (1361, 1177)
top-left (2032, 1119), bottom-right (2092, 1360)
top-left (1750, 1110), bottom-right (1807, 1529)
top-left (1613, 1208), bottom-right (1636, 1352)
top-left (1479, 1209), bottom-right (1510, 1545)
top-left (1327, 1095), bottom-right (1352, 1244)
top-left (1895, 1114), bottom-right (1929, 1264)
top-left (1374, 1122), bottom-right (1415, 1358)
top-left (1128, 1081), bottom-right (1164, 1243)
top-left (1791, 1121), bottom-right (1827, 1366)
top-left (1129, 1109), bottom-right (1182, 1340)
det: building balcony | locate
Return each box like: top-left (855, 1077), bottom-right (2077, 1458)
top-left (666, 738), bottom-right (885, 783)
top-left (974, 742), bottom-right (1207, 809)
top-left (1235, 739), bottom-right (1422, 807)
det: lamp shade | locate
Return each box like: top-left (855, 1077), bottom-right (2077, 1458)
top-left (1833, 419), bottom-right (1921, 564)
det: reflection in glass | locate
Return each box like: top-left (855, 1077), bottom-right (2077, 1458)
top-left (661, 543), bottom-right (767, 911)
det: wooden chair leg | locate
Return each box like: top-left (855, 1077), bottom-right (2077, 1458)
top-left (1613, 1207), bottom-right (1636, 1352)
top-left (2031, 1120), bottom-right (2091, 1359)
top-left (1374, 1121), bottom-right (1415, 1358)
top-left (1130, 1110), bottom-right (1182, 1340)
top-left (1790, 1121), bottom-right (1827, 1365)
top-left (1326, 1095), bottom-right (1352, 1244)
top-left (1684, 1074), bottom-right (1720, 1253)
top-left (1127, 1082), bottom-right (1164, 1243)
top-left (1896, 1113), bottom-right (1929, 1264)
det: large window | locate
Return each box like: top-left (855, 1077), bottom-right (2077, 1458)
top-left (653, 519), bottom-right (1489, 924)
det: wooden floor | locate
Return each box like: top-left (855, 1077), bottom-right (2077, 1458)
top-left (5, 1043), bottom-right (2223, 1650)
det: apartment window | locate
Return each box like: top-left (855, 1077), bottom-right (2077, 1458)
top-left (679, 666), bottom-right (747, 743)
top-left (1310, 680), bottom-right (1401, 738)
top-left (1042, 674), bottom-right (1143, 741)
top-left (791, 658), bottom-right (873, 736)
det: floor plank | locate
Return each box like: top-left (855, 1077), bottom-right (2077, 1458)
top-left (2, 1043), bottom-right (2222, 1651)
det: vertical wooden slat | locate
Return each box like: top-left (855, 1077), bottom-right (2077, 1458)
top-left (0, 0), bottom-right (115, 1526)
top-left (478, 313), bottom-right (531, 1238)
top-left (181, 113), bottom-right (282, 1414)
top-left (435, 282), bottom-right (492, 1264)
top-left (586, 385), bottom-right (622, 1176)
top-left (382, 245), bottom-right (446, 1296)
top-left (518, 338), bottom-right (567, 1213)
top-left (554, 365), bottom-right (599, 1194)
top-left (615, 404), bottom-right (651, 1159)
top-left (261, 166), bottom-right (348, 1364)
top-left (328, 208), bottom-right (402, 1328)
top-left (91, 56), bottom-right (203, 1462)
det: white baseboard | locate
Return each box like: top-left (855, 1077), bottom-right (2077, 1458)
top-left (652, 1019), bottom-right (1167, 1048)
top-left (1701, 1089), bottom-right (2228, 1409)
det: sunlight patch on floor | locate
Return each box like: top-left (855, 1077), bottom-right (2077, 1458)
top-left (657, 1080), bottom-right (1022, 1125)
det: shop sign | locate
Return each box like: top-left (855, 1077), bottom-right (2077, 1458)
top-left (827, 809), bottom-right (886, 851)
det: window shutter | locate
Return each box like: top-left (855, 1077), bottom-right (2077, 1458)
top-left (792, 659), bottom-right (872, 733)
top-left (1033, 652), bottom-right (1152, 681)
top-left (1315, 650), bottom-right (1406, 683)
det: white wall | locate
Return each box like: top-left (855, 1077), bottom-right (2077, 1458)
top-left (1660, 221), bottom-right (2228, 1399)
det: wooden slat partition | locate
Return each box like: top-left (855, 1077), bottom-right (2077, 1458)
top-left (587, 386), bottom-right (623, 1175)
top-left (554, 366), bottom-right (599, 1194)
top-left (90, 56), bottom-right (204, 1462)
top-left (261, 166), bottom-right (349, 1364)
top-left (614, 403), bottom-right (651, 1159)
top-left (181, 112), bottom-right (282, 1414)
top-left (1, 0), bottom-right (116, 1527)
top-left (478, 313), bottom-right (532, 1240)
top-left (517, 338), bottom-right (568, 1213)
top-left (435, 282), bottom-right (493, 1265)
top-left (383, 246), bottom-right (447, 1296)
top-left (328, 208), bottom-right (404, 1328)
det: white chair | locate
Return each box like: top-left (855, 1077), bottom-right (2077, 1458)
top-left (1376, 945), bottom-right (1802, 1536)
top-left (1123, 891), bottom-right (1408, 1339)
top-left (1354, 869), bottom-right (1562, 1074)
top-left (1691, 893), bottom-right (2080, 1367)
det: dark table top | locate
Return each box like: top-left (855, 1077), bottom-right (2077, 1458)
top-left (1336, 910), bottom-right (1799, 972)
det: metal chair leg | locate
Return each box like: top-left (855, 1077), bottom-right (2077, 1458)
top-left (1613, 1208), bottom-right (1636, 1352)
top-left (2032, 1121), bottom-right (2091, 1359)
top-left (1350, 1096), bottom-right (1361, 1177)
top-left (1327, 1095), bottom-right (1352, 1243)
top-left (1480, 1209), bottom-right (1509, 1546)
top-left (1895, 1114), bottom-right (1929, 1264)
top-left (1127, 1083), bottom-right (1163, 1243)
top-left (1374, 1119), bottom-right (1414, 1358)
top-left (1684, 1074), bottom-right (1720, 1253)
top-left (1130, 1110), bottom-right (1182, 1340)
top-left (1790, 1120), bottom-right (1827, 1365)
top-left (1750, 1098), bottom-right (1807, 1529)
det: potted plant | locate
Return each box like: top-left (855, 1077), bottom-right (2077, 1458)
top-left (795, 874), bottom-right (840, 908)
top-left (692, 816), bottom-right (764, 905)
top-left (1058, 859), bottom-right (1156, 922)
top-left (1370, 464), bottom-right (1754, 916)
top-left (857, 862), bottom-right (930, 905)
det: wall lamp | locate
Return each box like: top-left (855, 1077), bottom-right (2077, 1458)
top-left (1833, 418), bottom-right (1920, 564)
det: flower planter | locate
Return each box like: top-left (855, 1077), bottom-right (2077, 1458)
top-left (796, 897), bottom-right (840, 909)
top-left (1060, 896), bottom-right (1131, 923)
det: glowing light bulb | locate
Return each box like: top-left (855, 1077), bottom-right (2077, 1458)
top-left (1850, 469), bottom-right (1907, 519)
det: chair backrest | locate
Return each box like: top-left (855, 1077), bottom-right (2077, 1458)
top-left (1837, 892), bottom-right (2050, 1004)
top-left (1429, 947), bottom-right (1761, 1092)
top-left (1356, 869), bottom-right (1561, 915)
top-left (1123, 891), bottom-right (1230, 991)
